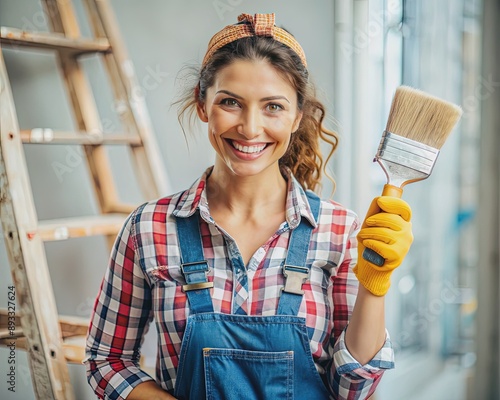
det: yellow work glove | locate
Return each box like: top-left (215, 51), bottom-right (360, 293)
top-left (353, 196), bottom-right (413, 296)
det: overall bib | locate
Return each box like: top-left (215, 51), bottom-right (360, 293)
top-left (173, 192), bottom-right (331, 400)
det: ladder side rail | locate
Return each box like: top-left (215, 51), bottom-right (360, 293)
top-left (83, 0), bottom-right (171, 200)
top-left (0, 52), bottom-right (75, 400)
top-left (40, 0), bottom-right (119, 215)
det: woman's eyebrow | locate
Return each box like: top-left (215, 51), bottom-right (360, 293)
top-left (261, 95), bottom-right (290, 104)
top-left (215, 90), bottom-right (243, 99)
top-left (215, 90), bottom-right (290, 104)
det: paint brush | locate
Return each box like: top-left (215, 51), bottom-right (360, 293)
top-left (363, 86), bottom-right (463, 266)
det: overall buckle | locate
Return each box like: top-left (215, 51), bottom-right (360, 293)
top-left (282, 265), bottom-right (309, 295)
top-left (180, 261), bottom-right (214, 292)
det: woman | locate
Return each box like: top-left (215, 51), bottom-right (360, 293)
top-left (85, 13), bottom-right (413, 400)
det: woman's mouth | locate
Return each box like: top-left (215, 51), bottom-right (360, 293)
top-left (230, 140), bottom-right (268, 154)
top-left (223, 139), bottom-right (271, 160)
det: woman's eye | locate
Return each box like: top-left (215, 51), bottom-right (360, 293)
top-left (266, 103), bottom-right (284, 113)
top-left (220, 98), bottom-right (239, 107)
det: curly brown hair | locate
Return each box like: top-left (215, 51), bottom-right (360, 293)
top-left (177, 36), bottom-right (338, 193)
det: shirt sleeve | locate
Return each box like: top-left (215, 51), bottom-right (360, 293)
top-left (328, 214), bottom-right (395, 399)
top-left (84, 207), bottom-right (155, 400)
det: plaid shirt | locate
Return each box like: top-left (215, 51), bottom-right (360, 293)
top-left (85, 167), bottom-right (394, 400)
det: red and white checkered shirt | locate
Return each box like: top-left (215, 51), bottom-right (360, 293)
top-left (85, 167), bottom-right (394, 400)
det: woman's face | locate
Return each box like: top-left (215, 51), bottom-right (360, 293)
top-left (197, 59), bottom-right (302, 179)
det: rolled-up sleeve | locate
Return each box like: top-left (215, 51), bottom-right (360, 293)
top-left (84, 207), bottom-right (155, 399)
top-left (332, 329), bottom-right (394, 398)
top-left (329, 214), bottom-right (395, 399)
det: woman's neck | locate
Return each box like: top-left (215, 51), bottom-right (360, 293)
top-left (206, 163), bottom-right (287, 218)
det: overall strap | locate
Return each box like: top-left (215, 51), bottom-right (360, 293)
top-left (175, 213), bottom-right (214, 314)
top-left (277, 191), bottom-right (321, 316)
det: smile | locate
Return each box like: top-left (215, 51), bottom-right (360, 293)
top-left (229, 140), bottom-right (268, 154)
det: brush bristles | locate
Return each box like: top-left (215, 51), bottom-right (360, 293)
top-left (386, 86), bottom-right (463, 149)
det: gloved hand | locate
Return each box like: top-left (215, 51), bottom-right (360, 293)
top-left (353, 196), bottom-right (413, 296)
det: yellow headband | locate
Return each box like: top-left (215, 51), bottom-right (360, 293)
top-left (202, 13), bottom-right (307, 68)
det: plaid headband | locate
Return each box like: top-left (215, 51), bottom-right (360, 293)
top-left (202, 13), bottom-right (308, 68)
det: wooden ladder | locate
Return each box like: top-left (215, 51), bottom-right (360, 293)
top-left (0, 1), bottom-right (169, 398)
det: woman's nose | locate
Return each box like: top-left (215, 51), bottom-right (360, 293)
top-left (238, 107), bottom-right (263, 139)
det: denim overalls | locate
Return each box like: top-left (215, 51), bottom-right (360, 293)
top-left (173, 192), bottom-right (331, 399)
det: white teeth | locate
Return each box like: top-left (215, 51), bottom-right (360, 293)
top-left (231, 141), bottom-right (266, 154)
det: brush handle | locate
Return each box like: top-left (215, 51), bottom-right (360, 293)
top-left (380, 184), bottom-right (403, 198)
top-left (362, 184), bottom-right (403, 266)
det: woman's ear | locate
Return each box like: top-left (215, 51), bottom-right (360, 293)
top-left (292, 111), bottom-right (303, 133)
top-left (195, 84), bottom-right (208, 122)
top-left (196, 101), bottom-right (208, 122)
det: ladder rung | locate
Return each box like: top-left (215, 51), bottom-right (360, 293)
top-left (0, 334), bottom-right (86, 364)
top-left (0, 328), bottom-right (24, 340)
top-left (0, 309), bottom-right (89, 340)
top-left (0, 310), bottom-right (138, 365)
top-left (35, 214), bottom-right (128, 241)
top-left (0, 334), bottom-right (141, 365)
top-left (61, 336), bottom-right (87, 363)
top-left (0, 27), bottom-right (110, 55)
top-left (107, 203), bottom-right (137, 215)
top-left (0, 309), bottom-right (20, 328)
top-left (0, 335), bottom-right (27, 348)
top-left (20, 129), bottom-right (142, 146)
top-left (58, 315), bottom-right (90, 338)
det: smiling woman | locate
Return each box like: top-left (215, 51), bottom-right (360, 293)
top-left (178, 28), bottom-right (338, 192)
top-left (199, 59), bottom-right (302, 181)
top-left (84, 13), bottom-right (414, 400)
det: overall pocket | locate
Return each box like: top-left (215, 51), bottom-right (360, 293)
top-left (203, 348), bottom-right (294, 400)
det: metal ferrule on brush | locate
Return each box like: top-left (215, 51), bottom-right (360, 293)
top-left (374, 131), bottom-right (440, 188)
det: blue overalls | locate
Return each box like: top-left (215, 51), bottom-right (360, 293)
top-left (173, 192), bottom-right (331, 399)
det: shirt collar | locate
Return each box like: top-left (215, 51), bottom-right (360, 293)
top-left (172, 167), bottom-right (213, 221)
top-left (282, 168), bottom-right (318, 229)
top-left (172, 166), bottom-right (318, 229)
